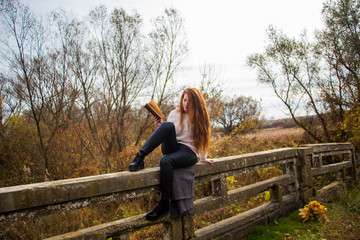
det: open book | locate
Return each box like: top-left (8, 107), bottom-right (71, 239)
top-left (144, 99), bottom-right (164, 119)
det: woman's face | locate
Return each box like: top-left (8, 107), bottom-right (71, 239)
top-left (182, 93), bottom-right (190, 112)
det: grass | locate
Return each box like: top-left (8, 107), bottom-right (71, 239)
top-left (246, 181), bottom-right (360, 240)
top-left (246, 211), bottom-right (325, 240)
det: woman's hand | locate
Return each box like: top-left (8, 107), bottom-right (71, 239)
top-left (154, 116), bottom-right (163, 127)
top-left (200, 158), bottom-right (214, 164)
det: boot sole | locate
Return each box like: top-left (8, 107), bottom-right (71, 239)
top-left (128, 165), bottom-right (144, 171)
top-left (145, 211), bottom-right (169, 221)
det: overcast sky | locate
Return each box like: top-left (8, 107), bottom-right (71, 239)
top-left (22, 0), bottom-right (325, 119)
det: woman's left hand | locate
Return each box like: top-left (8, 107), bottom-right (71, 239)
top-left (200, 158), bottom-right (214, 164)
top-left (154, 116), bottom-right (163, 127)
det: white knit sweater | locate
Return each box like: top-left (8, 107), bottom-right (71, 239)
top-left (167, 109), bottom-right (207, 161)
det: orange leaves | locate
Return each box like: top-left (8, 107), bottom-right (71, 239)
top-left (299, 201), bottom-right (328, 222)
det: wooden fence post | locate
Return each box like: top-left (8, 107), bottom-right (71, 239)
top-left (270, 184), bottom-right (283, 204)
top-left (210, 174), bottom-right (227, 197)
top-left (164, 217), bottom-right (183, 240)
top-left (350, 145), bottom-right (358, 181)
top-left (281, 160), bottom-right (297, 196)
top-left (182, 214), bottom-right (195, 240)
top-left (296, 147), bottom-right (314, 204)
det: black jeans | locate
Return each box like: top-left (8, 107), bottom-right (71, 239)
top-left (140, 122), bottom-right (198, 201)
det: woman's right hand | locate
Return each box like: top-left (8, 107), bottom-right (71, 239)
top-left (154, 116), bottom-right (163, 127)
top-left (200, 158), bottom-right (214, 164)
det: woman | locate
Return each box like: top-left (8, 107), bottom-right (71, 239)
top-left (128, 88), bottom-right (213, 221)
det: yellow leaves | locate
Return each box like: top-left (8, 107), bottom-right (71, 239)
top-left (264, 190), bottom-right (271, 201)
top-left (299, 201), bottom-right (328, 222)
top-left (226, 176), bottom-right (239, 191)
top-left (230, 118), bottom-right (257, 139)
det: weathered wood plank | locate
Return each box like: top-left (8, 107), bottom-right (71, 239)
top-left (195, 148), bottom-right (297, 177)
top-left (45, 214), bottom-right (149, 240)
top-left (1, 186), bottom-right (159, 223)
top-left (193, 174), bottom-right (295, 215)
top-left (195, 194), bottom-right (296, 240)
top-left (0, 168), bottom-right (160, 214)
top-left (227, 174), bottom-right (295, 203)
top-left (311, 161), bottom-right (352, 176)
top-left (300, 143), bottom-right (353, 153)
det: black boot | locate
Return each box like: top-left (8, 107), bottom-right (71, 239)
top-left (128, 153), bottom-right (145, 171)
top-left (145, 199), bottom-right (169, 221)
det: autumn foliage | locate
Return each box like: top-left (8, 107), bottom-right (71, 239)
top-left (299, 201), bottom-right (328, 222)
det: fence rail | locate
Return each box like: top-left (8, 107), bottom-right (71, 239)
top-left (0, 143), bottom-right (358, 239)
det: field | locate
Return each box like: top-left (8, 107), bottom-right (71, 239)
top-left (210, 127), bottom-right (307, 158)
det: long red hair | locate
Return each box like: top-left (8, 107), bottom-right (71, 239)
top-left (179, 88), bottom-right (211, 153)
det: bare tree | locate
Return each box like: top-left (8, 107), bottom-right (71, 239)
top-left (198, 63), bottom-right (224, 124)
top-left (0, 0), bottom-right (53, 173)
top-left (44, 9), bottom-right (81, 129)
top-left (0, 1), bottom-right (85, 177)
top-left (0, 73), bottom-right (21, 134)
top-left (111, 8), bottom-right (147, 152)
top-left (87, 6), bottom-right (148, 171)
top-left (67, 14), bottom-right (100, 163)
top-left (134, 8), bottom-right (189, 145)
top-left (216, 96), bottom-right (261, 135)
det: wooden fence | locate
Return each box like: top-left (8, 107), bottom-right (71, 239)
top-left (0, 143), bottom-right (358, 239)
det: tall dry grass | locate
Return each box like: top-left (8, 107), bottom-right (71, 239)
top-left (210, 127), bottom-right (307, 158)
